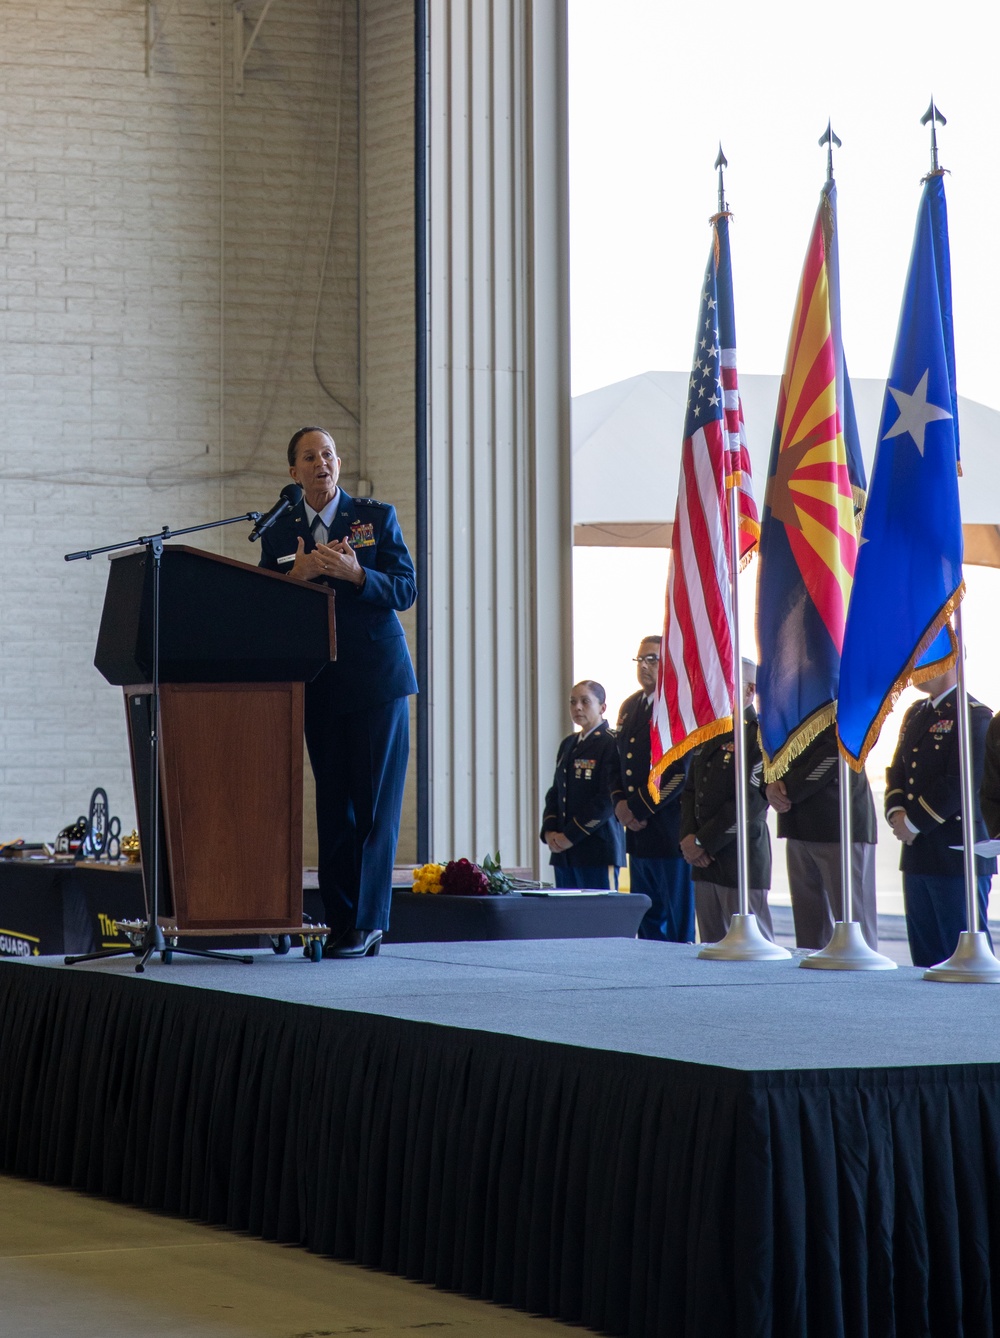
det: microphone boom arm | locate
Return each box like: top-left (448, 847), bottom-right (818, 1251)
top-left (65, 511), bottom-right (262, 563)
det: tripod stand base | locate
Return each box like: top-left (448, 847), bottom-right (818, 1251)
top-left (923, 931), bottom-right (1000, 983)
top-left (65, 920), bottom-right (256, 971)
top-left (799, 920), bottom-right (897, 971)
top-left (65, 946), bottom-right (140, 966)
top-left (698, 913), bottom-right (791, 961)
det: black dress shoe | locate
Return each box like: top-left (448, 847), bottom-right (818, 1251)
top-left (326, 928), bottom-right (382, 958)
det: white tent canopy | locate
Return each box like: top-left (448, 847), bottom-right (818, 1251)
top-left (572, 371), bottom-right (1000, 566)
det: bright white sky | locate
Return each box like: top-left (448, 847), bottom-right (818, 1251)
top-left (566, 1), bottom-right (1000, 913)
top-left (568, 0), bottom-right (1000, 407)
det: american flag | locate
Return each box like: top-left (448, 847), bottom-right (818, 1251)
top-left (649, 214), bottom-right (758, 790)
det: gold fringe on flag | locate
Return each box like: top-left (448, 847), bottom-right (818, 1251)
top-left (761, 702), bottom-right (838, 784)
top-left (851, 484), bottom-right (867, 537)
top-left (838, 585), bottom-right (963, 772)
top-left (647, 714), bottom-right (734, 804)
top-left (709, 213), bottom-right (729, 266)
top-left (724, 473), bottom-right (760, 571)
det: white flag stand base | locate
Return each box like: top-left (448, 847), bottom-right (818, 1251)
top-left (698, 912), bottom-right (791, 961)
top-left (799, 920), bottom-right (897, 971)
top-left (923, 930), bottom-right (1000, 983)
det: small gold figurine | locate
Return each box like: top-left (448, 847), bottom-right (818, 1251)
top-left (121, 830), bottom-right (141, 864)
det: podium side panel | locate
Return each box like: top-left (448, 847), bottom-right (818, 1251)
top-left (124, 688), bottom-right (172, 919)
top-left (159, 684), bottom-right (303, 929)
top-left (95, 558), bottom-right (150, 686)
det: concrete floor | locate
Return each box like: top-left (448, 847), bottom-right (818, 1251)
top-left (0, 1176), bottom-right (571, 1338)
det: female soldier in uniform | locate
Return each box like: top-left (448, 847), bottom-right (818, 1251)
top-left (541, 681), bottom-right (625, 890)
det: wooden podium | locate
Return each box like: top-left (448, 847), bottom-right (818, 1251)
top-left (95, 545), bottom-right (335, 941)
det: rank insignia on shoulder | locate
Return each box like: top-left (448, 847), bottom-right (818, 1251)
top-left (349, 522), bottom-right (376, 548)
top-left (356, 497), bottom-right (383, 506)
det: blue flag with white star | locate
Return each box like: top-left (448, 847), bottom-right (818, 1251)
top-left (837, 172), bottom-right (962, 768)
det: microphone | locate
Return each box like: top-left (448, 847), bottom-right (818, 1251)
top-left (248, 483), bottom-right (303, 542)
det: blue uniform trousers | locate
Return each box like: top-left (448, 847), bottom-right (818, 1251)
top-left (903, 873), bottom-right (993, 968)
top-left (630, 856), bottom-right (694, 942)
top-left (553, 864), bottom-right (619, 890)
top-left (305, 696), bottom-right (409, 937)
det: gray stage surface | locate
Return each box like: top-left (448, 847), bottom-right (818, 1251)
top-left (29, 936), bottom-right (1000, 1071)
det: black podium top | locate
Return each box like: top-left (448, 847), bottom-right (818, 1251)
top-left (94, 545), bottom-right (336, 685)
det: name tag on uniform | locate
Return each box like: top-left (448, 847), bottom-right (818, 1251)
top-left (574, 757), bottom-right (597, 780)
top-left (349, 522), bottom-right (376, 548)
top-left (277, 553), bottom-right (296, 565)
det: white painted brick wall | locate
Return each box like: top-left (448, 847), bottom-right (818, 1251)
top-left (362, 0), bottom-right (417, 860)
top-left (0, 0), bottom-right (417, 861)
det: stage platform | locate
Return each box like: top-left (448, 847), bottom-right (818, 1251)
top-left (3, 940), bottom-right (1000, 1336)
top-left (0, 858), bottom-right (649, 956)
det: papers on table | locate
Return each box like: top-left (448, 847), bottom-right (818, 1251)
top-left (520, 889), bottom-right (611, 897)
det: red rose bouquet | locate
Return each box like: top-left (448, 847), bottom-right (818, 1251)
top-left (438, 857), bottom-right (490, 896)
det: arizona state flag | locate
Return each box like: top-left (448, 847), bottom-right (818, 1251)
top-left (837, 172), bottom-right (961, 768)
top-left (755, 180), bottom-right (863, 779)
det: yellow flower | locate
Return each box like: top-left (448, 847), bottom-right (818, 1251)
top-left (412, 862), bottom-right (445, 894)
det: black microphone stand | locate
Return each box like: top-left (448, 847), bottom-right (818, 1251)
top-left (63, 513), bottom-right (263, 973)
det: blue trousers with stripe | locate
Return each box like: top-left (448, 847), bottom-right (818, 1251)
top-left (630, 856), bottom-right (694, 943)
top-left (305, 696), bottom-right (409, 937)
top-left (903, 872), bottom-right (993, 968)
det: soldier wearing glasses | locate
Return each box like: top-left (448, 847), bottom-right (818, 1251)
top-left (613, 636), bottom-right (693, 941)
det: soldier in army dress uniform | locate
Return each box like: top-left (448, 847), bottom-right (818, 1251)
top-left (982, 710), bottom-right (1000, 841)
top-left (765, 721), bottom-right (879, 951)
top-left (679, 660), bottom-right (775, 943)
top-left (886, 666), bottom-right (996, 967)
top-left (612, 637), bottom-right (693, 942)
top-left (541, 681), bottom-right (625, 889)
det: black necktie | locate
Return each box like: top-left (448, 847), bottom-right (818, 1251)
top-left (311, 513), bottom-right (326, 545)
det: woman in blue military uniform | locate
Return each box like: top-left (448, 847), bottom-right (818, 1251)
top-left (541, 681), bottom-right (625, 889)
top-left (258, 427), bottom-right (417, 958)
